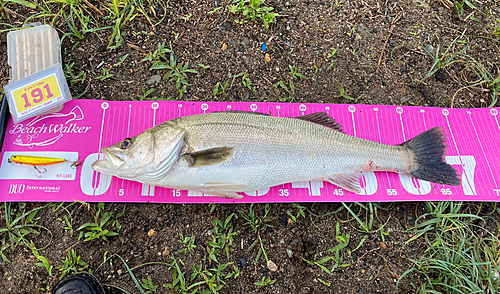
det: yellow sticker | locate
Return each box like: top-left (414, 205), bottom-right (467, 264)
top-left (11, 74), bottom-right (63, 115)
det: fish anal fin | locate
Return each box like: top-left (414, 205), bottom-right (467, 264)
top-left (203, 191), bottom-right (244, 199)
top-left (197, 183), bottom-right (247, 199)
top-left (294, 112), bottom-right (344, 133)
top-left (327, 172), bottom-right (362, 193)
top-left (183, 147), bottom-right (234, 167)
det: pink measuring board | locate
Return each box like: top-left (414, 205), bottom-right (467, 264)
top-left (0, 100), bottom-right (499, 203)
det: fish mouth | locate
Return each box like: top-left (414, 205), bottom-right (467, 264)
top-left (91, 149), bottom-right (125, 173)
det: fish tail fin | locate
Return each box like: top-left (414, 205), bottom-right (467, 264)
top-left (402, 127), bottom-right (461, 186)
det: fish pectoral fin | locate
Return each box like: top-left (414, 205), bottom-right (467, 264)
top-left (294, 112), bottom-right (345, 133)
top-left (327, 172), bottom-right (362, 194)
top-left (183, 147), bottom-right (234, 167)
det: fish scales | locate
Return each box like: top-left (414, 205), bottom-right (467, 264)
top-left (151, 114), bottom-right (407, 188)
top-left (92, 112), bottom-right (460, 198)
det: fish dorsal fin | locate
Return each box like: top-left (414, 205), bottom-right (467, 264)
top-left (294, 112), bottom-right (344, 133)
top-left (183, 147), bottom-right (234, 167)
top-left (327, 172), bottom-right (362, 193)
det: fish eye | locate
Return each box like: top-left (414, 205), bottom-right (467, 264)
top-left (120, 138), bottom-right (132, 149)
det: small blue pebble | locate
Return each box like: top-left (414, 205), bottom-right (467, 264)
top-left (262, 43), bottom-right (267, 52)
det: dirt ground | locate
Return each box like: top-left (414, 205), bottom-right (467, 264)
top-left (1, 0), bottom-right (500, 293)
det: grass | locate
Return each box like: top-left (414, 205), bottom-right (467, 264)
top-left (76, 202), bottom-right (124, 242)
top-left (302, 222), bottom-right (352, 275)
top-left (234, 73), bottom-right (255, 92)
top-left (33, 246), bottom-right (54, 276)
top-left (273, 80), bottom-right (295, 102)
top-left (150, 53), bottom-right (199, 99)
top-left (288, 65), bottom-right (307, 80)
top-left (208, 213), bottom-right (237, 260)
top-left (95, 68), bottom-right (114, 81)
top-left (326, 48), bottom-right (338, 71)
top-left (238, 203), bottom-right (273, 233)
top-left (238, 204), bottom-right (274, 265)
top-left (213, 81), bottom-right (229, 97)
top-left (417, 31), bottom-right (469, 84)
top-left (254, 276), bottom-right (276, 287)
top-left (142, 42), bottom-right (173, 67)
top-left (0, 203), bottom-right (52, 263)
top-left (140, 276), bottom-right (159, 293)
top-left (451, 55), bottom-right (500, 107)
top-left (286, 203), bottom-right (307, 222)
top-left (229, 0), bottom-right (278, 29)
top-left (178, 233), bottom-right (196, 255)
top-left (59, 249), bottom-right (89, 279)
top-left (398, 201), bottom-right (500, 293)
top-left (334, 86), bottom-right (361, 102)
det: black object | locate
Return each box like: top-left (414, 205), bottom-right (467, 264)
top-left (54, 273), bottom-right (105, 294)
top-left (0, 98), bottom-right (10, 152)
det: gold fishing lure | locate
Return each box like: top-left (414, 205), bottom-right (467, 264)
top-left (8, 155), bottom-right (66, 166)
top-left (8, 155), bottom-right (82, 177)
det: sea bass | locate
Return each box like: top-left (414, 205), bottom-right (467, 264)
top-left (91, 112), bottom-right (460, 198)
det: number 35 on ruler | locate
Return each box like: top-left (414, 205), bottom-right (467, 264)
top-left (12, 74), bottom-right (62, 113)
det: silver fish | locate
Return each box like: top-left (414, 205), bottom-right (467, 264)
top-left (91, 112), bottom-right (460, 198)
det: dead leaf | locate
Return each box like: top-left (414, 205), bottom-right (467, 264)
top-left (267, 260), bottom-right (278, 272)
top-left (265, 53), bottom-right (271, 62)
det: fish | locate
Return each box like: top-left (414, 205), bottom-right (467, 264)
top-left (91, 111), bottom-right (461, 198)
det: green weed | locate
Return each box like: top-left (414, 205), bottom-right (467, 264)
top-left (58, 215), bottom-right (74, 236)
top-left (142, 42), bottom-right (173, 66)
top-left (254, 276), bottom-right (276, 287)
top-left (178, 233), bottom-right (196, 255)
top-left (302, 222), bottom-right (351, 275)
top-left (33, 246), bottom-right (53, 276)
top-left (418, 31), bottom-right (469, 84)
top-left (153, 54), bottom-right (198, 99)
top-left (235, 73), bottom-right (255, 92)
top-left (140, 276), bottom-right (159, 293)
top-left (114, 54), bottom-right (130, 66)
top-left (59, 249), bottom-right (89, 279)
top-left (494, 20), bottom-right (500, 36)
top-left (334, 86), bottom-right (361, 102)
top-left (289, 65), bottom-right (307, 80)
top-left (208, 213), bottom-right (237, 260)
top-left (272, 80), bottom-right (295, 102)
top-left (213, 81), bottom-right (229, 97)
top-left (398, 201), bottom-right (500, 293)
top-left (454, 0), bottom-right (476, 18)
top-left (64, 63), bottom-right (87, 85)
top-left (95, 68), bottom-right (114, 81)
top-left (238, 203), bottom-right (273, 233)
top-left (0, 203), bottom-right (51, 263)
top-left (138, 86), bottom-right (155, 101)
top-left (451, 55), bottom-right (500, 107)
top-left (287, 203), bottom-right (306, 222)
top-left (76, 202), bottom-right (123, 242)
top-left (229, 0), bottom-right (278, 29)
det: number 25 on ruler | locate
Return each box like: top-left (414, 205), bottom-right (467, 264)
top-left (22, 84), bottom-right (54, 108)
